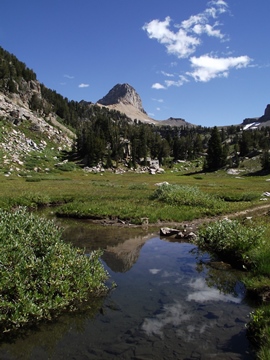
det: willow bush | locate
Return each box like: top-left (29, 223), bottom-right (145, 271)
top-left (150, 184), bottom-right (225, 215)
top-left (0, 208), bottom-right (108, 334)
top-left (197, 219), bottom-right (265, 262)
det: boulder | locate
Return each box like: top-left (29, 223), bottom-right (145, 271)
top-left (160, 227), bottom-right (180, 236)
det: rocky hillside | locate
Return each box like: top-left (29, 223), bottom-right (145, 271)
top-left (0, 84), bottom-right (74, 176)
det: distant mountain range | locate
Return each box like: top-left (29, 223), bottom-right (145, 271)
top-left (96, 82), bottom-right (270, 129)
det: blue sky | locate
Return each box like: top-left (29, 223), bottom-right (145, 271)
top-left (1, 0), bottom-right (270, 126)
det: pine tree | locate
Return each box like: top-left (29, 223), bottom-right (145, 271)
top-left (205, 126), bottom-right (225, 171)
top-left (261, 150), bottom-right (270, 172)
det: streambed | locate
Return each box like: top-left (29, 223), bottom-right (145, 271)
top-left (0, 220), bottom-right (255, 359)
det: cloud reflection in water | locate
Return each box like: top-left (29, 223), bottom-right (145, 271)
top-left (141, 301), bottom-right (191, 337)
top-left (187, 278), bottom-right (242, 303)
top-left (142, 276), bottom-right (242, 338)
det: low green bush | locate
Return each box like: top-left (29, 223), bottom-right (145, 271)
top-left (55, 162), bottom-right (77, 172)
top-left (16, 191), bottom-right (51, 208)
top-left (150, 184), bottom-right (225, 214)
top-left (0, 208), bottom-right (108, 334)
top-left (217, 192), bottom-right (259, 202)
top-left (246, 305), bottom-right (270, 358)
top-left (197, 219), bottom-right (265, 261)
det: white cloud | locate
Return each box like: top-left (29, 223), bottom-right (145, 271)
top-left (152, 82), bottom-right (166, 90)
top-left (78, 83), bottom-right (89, 88)
top-left (143, 1), bottom-right (228, 59)
top-left (187, 54), bottom-right (252, 82)
top-left (143, 16), bottom-right (200, 59)
top-left (145, 1), bottom-right (251, 87)
top-left (161, 70), bottom-right (174, 77)
top-left (64, 74), bottom-right (74, 79)
top-left (206, 0), bottom-right (228, 17)
top-left (152, 98), bottom-right (164, 103)
top-left (165, 75), bottom-right (189, 87)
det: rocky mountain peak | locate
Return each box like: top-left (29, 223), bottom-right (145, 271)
top-left (97, 83), bottom-right (147, 114)
top-left (263, 104), bottom-right (270, 119)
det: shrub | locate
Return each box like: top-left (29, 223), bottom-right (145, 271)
top-left (150, 184), bottom-right (225, 213)
top-left (0, 208), bottom-right (108, 334)
top-left (217, 192), bottom-right (259, 202)
top-left (247, 306), bottom-right (270, 352)
top-left (16, 191), bottom-right (51, 208)
top-left (197, 219), bottom-right (266, 261)
top-left (55, 162), bottom-right (77, 172)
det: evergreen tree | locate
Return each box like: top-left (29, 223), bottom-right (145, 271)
top-left (205, 126), bottom-right (225, 171)
top-left (261, 150), bottom-right (270, 172)
top-left (239, 131), bottom-right (252, 156)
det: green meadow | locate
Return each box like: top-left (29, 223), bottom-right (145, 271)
top-left (1, 164), bottom-right (268, 223)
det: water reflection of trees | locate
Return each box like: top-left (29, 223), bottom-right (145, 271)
top-left (194, 249), bottom-right (246, 297)
top-left (161, 238), bottom-right (245, 297)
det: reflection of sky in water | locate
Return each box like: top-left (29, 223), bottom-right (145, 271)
top-left (143, 268), bottom-right (243, 338)
top-left (142, 301), bottom-right (191, 337)
top-left (149, 268), bottom-right (161, 275)
top-left (0, 234), bottom-right (254, 360)
top-left (187, 277), bottom-right (242, 303)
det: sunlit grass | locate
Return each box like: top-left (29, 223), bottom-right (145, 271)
top-left (198, 214), bottom-right (270, 356)
top-left (0, 168), bottom-right (269, 222)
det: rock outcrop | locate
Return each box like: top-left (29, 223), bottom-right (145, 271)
top-left (97, 83), bottom-right (156, 124)
top-left (260, 104), bottom-right (270, 121)
top-left (97, 83), bottom-right (147, 114)
top-left (159, 117), bottom-right (194, 128)
top-left (242, 104), bottom-right (270, 129)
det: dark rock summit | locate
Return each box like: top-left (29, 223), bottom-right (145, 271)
top-left (260, 104), bottom-right (270, 121)
top-left (242, 104), bottom-right (270, 129)
top-left (97, 83), bottom-right (147, 114)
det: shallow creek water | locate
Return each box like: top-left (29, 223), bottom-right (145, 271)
top-left (0, 220), bottom-right (255, 359)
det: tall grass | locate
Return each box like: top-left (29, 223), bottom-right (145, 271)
top-left (150, 183), bottom-right (226, 215)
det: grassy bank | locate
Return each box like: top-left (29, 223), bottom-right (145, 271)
top-left (197, 217), bottom-right (270, 359)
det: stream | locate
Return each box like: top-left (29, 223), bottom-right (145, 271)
top-left (0, 219), bottom-right (255, 359)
